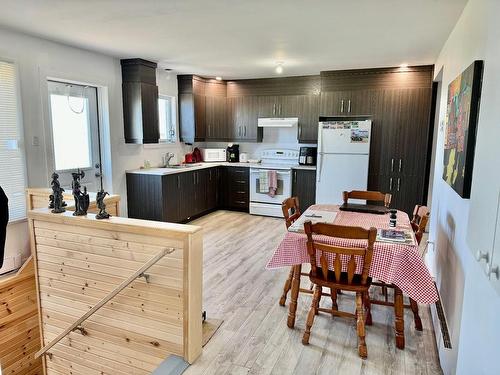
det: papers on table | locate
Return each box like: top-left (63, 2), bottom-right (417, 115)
top-left (376, 229), bottom-right (416, 246)
top-left (288, 210), bottom-right (338, 233)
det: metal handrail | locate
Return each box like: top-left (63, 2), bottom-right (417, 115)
top-left (35, 247), bottom-right (176, 359)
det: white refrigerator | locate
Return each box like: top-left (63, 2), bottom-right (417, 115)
top-left (315, 118), bottom-right (372, 204)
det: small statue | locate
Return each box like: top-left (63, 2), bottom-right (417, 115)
top-left (72, 170), bottom-right (89, 216)
top-left (95, 189), bottom-right (110, 220)
top-left (50, 172), bottom-right (66, 213)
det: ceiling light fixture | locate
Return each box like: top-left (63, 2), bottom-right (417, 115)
top-left (215, 76), bottom-right (222, 81)
top-left (275, 62), bottom-right (284, 74)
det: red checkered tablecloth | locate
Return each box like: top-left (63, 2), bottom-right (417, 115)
top-left (266, 205), bottom-right (438, 304)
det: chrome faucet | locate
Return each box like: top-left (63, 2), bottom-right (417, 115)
top-left (163, 152), bottom-right (175, 167)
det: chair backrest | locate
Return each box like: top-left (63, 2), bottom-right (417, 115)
top-left (281, 197), bottom-right (301, 229)
top-left (304, 222), bottom-right (377, 286)
top-left (411, 205), bottom-right (430, 245)
top-left (342, 190), bottom-right (392, 208)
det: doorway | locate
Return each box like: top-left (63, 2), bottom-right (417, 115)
top-left (46, 80), bottom-right (103, 192)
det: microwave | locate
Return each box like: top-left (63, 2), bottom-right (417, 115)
top-left (201, 148), bottom-right (226, 162)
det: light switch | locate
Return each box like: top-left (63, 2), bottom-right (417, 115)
top-left (32, 136), bottom-right (39, 146)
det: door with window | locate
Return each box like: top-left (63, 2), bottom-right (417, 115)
top-left (47, 81), bottom-right (102, 192)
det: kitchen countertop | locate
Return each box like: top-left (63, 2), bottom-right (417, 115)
top-left (126, 162), bottom-right (316, 176)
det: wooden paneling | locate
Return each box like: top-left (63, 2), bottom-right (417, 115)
top-left (28, 209), bottom-right (203, 373)
top-left (0, 257), bottom-right (43, 375)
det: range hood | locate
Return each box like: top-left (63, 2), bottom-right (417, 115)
top-left (257, 117), bottom-right (298, 128)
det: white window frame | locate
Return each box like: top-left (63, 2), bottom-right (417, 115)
top-left (0, 58), bottom-right (28, 223)
top-left (158, 95), bottom-right (177, 144)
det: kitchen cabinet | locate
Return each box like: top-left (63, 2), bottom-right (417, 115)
top-left (121, 59), bottom-right (159, 144)
top-left (258, 95), bottom-right (300, 118)
top-left (178, 75), bottom-right (207, 143)
top-left (127, 167), bottom-right (219, 223)
top-left (205, 96), bottom-right (227, 140)
top-left (221, 167), bottom-right (249, 211)
top-left (320, 90), bottom-right (373, 117)
top-left (226, 96), bottom-right (262, 141)
top-left (297, 94), bottom-right (320, 143)
top-left (368, 87), bottom-right (433, 215)
top-left (292, 169), bottom-right (316, 211)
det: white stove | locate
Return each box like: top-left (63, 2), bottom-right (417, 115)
top-left (249, 149), bottom-right (299, 218)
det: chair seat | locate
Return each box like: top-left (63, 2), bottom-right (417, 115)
top-left (309, 270), bottom-right (372, 292)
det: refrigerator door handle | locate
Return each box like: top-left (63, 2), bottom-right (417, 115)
top-left (340, 99), bottom-right (344, 113)
top-left (317, 153), bottom-right (324, 183)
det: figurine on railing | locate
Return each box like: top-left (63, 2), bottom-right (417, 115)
top-left (49, 172), bottom-right (66, 213)
top-left (71, 170), bottom-right (90, 216)
top-left (95, 189), bottom-right (111, 220)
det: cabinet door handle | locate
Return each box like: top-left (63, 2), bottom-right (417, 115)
top-left (389, 177), bottom-right (393, 191)
top-left (391, 158), bottom-right (394, 172)
top-left (244, 126), bottom-right (247, 137)
top-left (279, 104), bottom-right (282, 116)
top-left (397, 178), bottom-right (401, 192)
top-left (273, 103), bottom-right (276, 115)
top-left (399, 159), bottom-right (402, 173)
top-left (348, 99), bottom-right (351, 113)
top-left (294, 170), bottom-right (297, 184)
top-left (340, 99), bottom-right (344, 113)
top-left (298, 125), bottom-right (302, 140)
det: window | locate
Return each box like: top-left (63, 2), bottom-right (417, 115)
top-left (48, 82), bottom-right (97, 171)
top-left (158, 95), bottom-right (176, 143)
top-left (0, 61), bottom-right (27, 221)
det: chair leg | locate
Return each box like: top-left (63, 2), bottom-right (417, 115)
top-left (382, 285), bottom-right (388, 302)
top-left (356, 292), bottom-right (368, 359)
top-left (330, 288), bottom-right (338, 313)
top-left (279, 267), bottom-right (295, 306)
top-left (364, 291), bottom-right (372, 326)
top-left (409, 298), bottom-right (423, 331)
top-left (302, 285), bottom-right (321, 345)
top-left (314, 285), bottom-right (322, 315)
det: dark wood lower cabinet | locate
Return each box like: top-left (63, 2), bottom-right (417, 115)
top-left (220, 167), bottom-right (249, 211)
top-left (292, 169), bottom-right (316, 211)
top-left (126, 166), bottom-right (246, 223)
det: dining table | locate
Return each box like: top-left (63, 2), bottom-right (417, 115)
top-left (266, 204), bottom-right (438, 350)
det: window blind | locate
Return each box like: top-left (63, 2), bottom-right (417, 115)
top-left (0, 61), bottom-right (27, 221)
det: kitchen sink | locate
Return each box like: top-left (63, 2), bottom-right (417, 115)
top-left (165, 164), bottom-right (202, 169)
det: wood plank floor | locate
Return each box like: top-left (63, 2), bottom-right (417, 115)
top-left (185, 210), bottom-right (442, 375)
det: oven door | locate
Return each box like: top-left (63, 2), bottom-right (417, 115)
top-left (250, 169), bottom-right (292, 204)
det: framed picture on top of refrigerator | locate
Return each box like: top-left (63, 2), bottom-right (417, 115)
top-left (442, 60), bottom-right (483, 199)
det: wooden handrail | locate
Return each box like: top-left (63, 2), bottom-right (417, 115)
top-left (35, 247), bottom-right (175, 359)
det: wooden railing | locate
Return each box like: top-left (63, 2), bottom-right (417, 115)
top-left (35, 247), bottom-right (175, 359)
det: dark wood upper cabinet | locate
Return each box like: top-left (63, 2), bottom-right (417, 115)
top-left (121, 59), bottom-right (159, 144)
top-left (178, 75), bottom-right (207, 143)
top-left (227, 96), bottom-right (262, 141)
top-left (297, 94), bottom-right (320, 143)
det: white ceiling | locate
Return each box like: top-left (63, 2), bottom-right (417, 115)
top-left (0, 0), bottom-right (467, 79)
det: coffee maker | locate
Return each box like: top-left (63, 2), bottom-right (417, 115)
top-left (226, 144), bottom-right (239, 162)
top-left (299, 146), bottom-right (317, 166)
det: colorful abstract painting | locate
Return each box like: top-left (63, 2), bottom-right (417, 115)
top-left (443, 61), bottom-right (483, 198)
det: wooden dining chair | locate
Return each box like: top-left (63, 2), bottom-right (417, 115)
top-left (302, 221), bottom-right (377, 359)
top-left (279, 197), bottom-right (310, 306)
top-left (343, 190), bottom-right (392, 208)
top-left (371, 205), bottom-right (431, 331)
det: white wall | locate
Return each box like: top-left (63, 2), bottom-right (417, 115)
top-left (428, 0), bottom-right (500, 373)
top-left (0, 27), bottom-right (188, 270)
